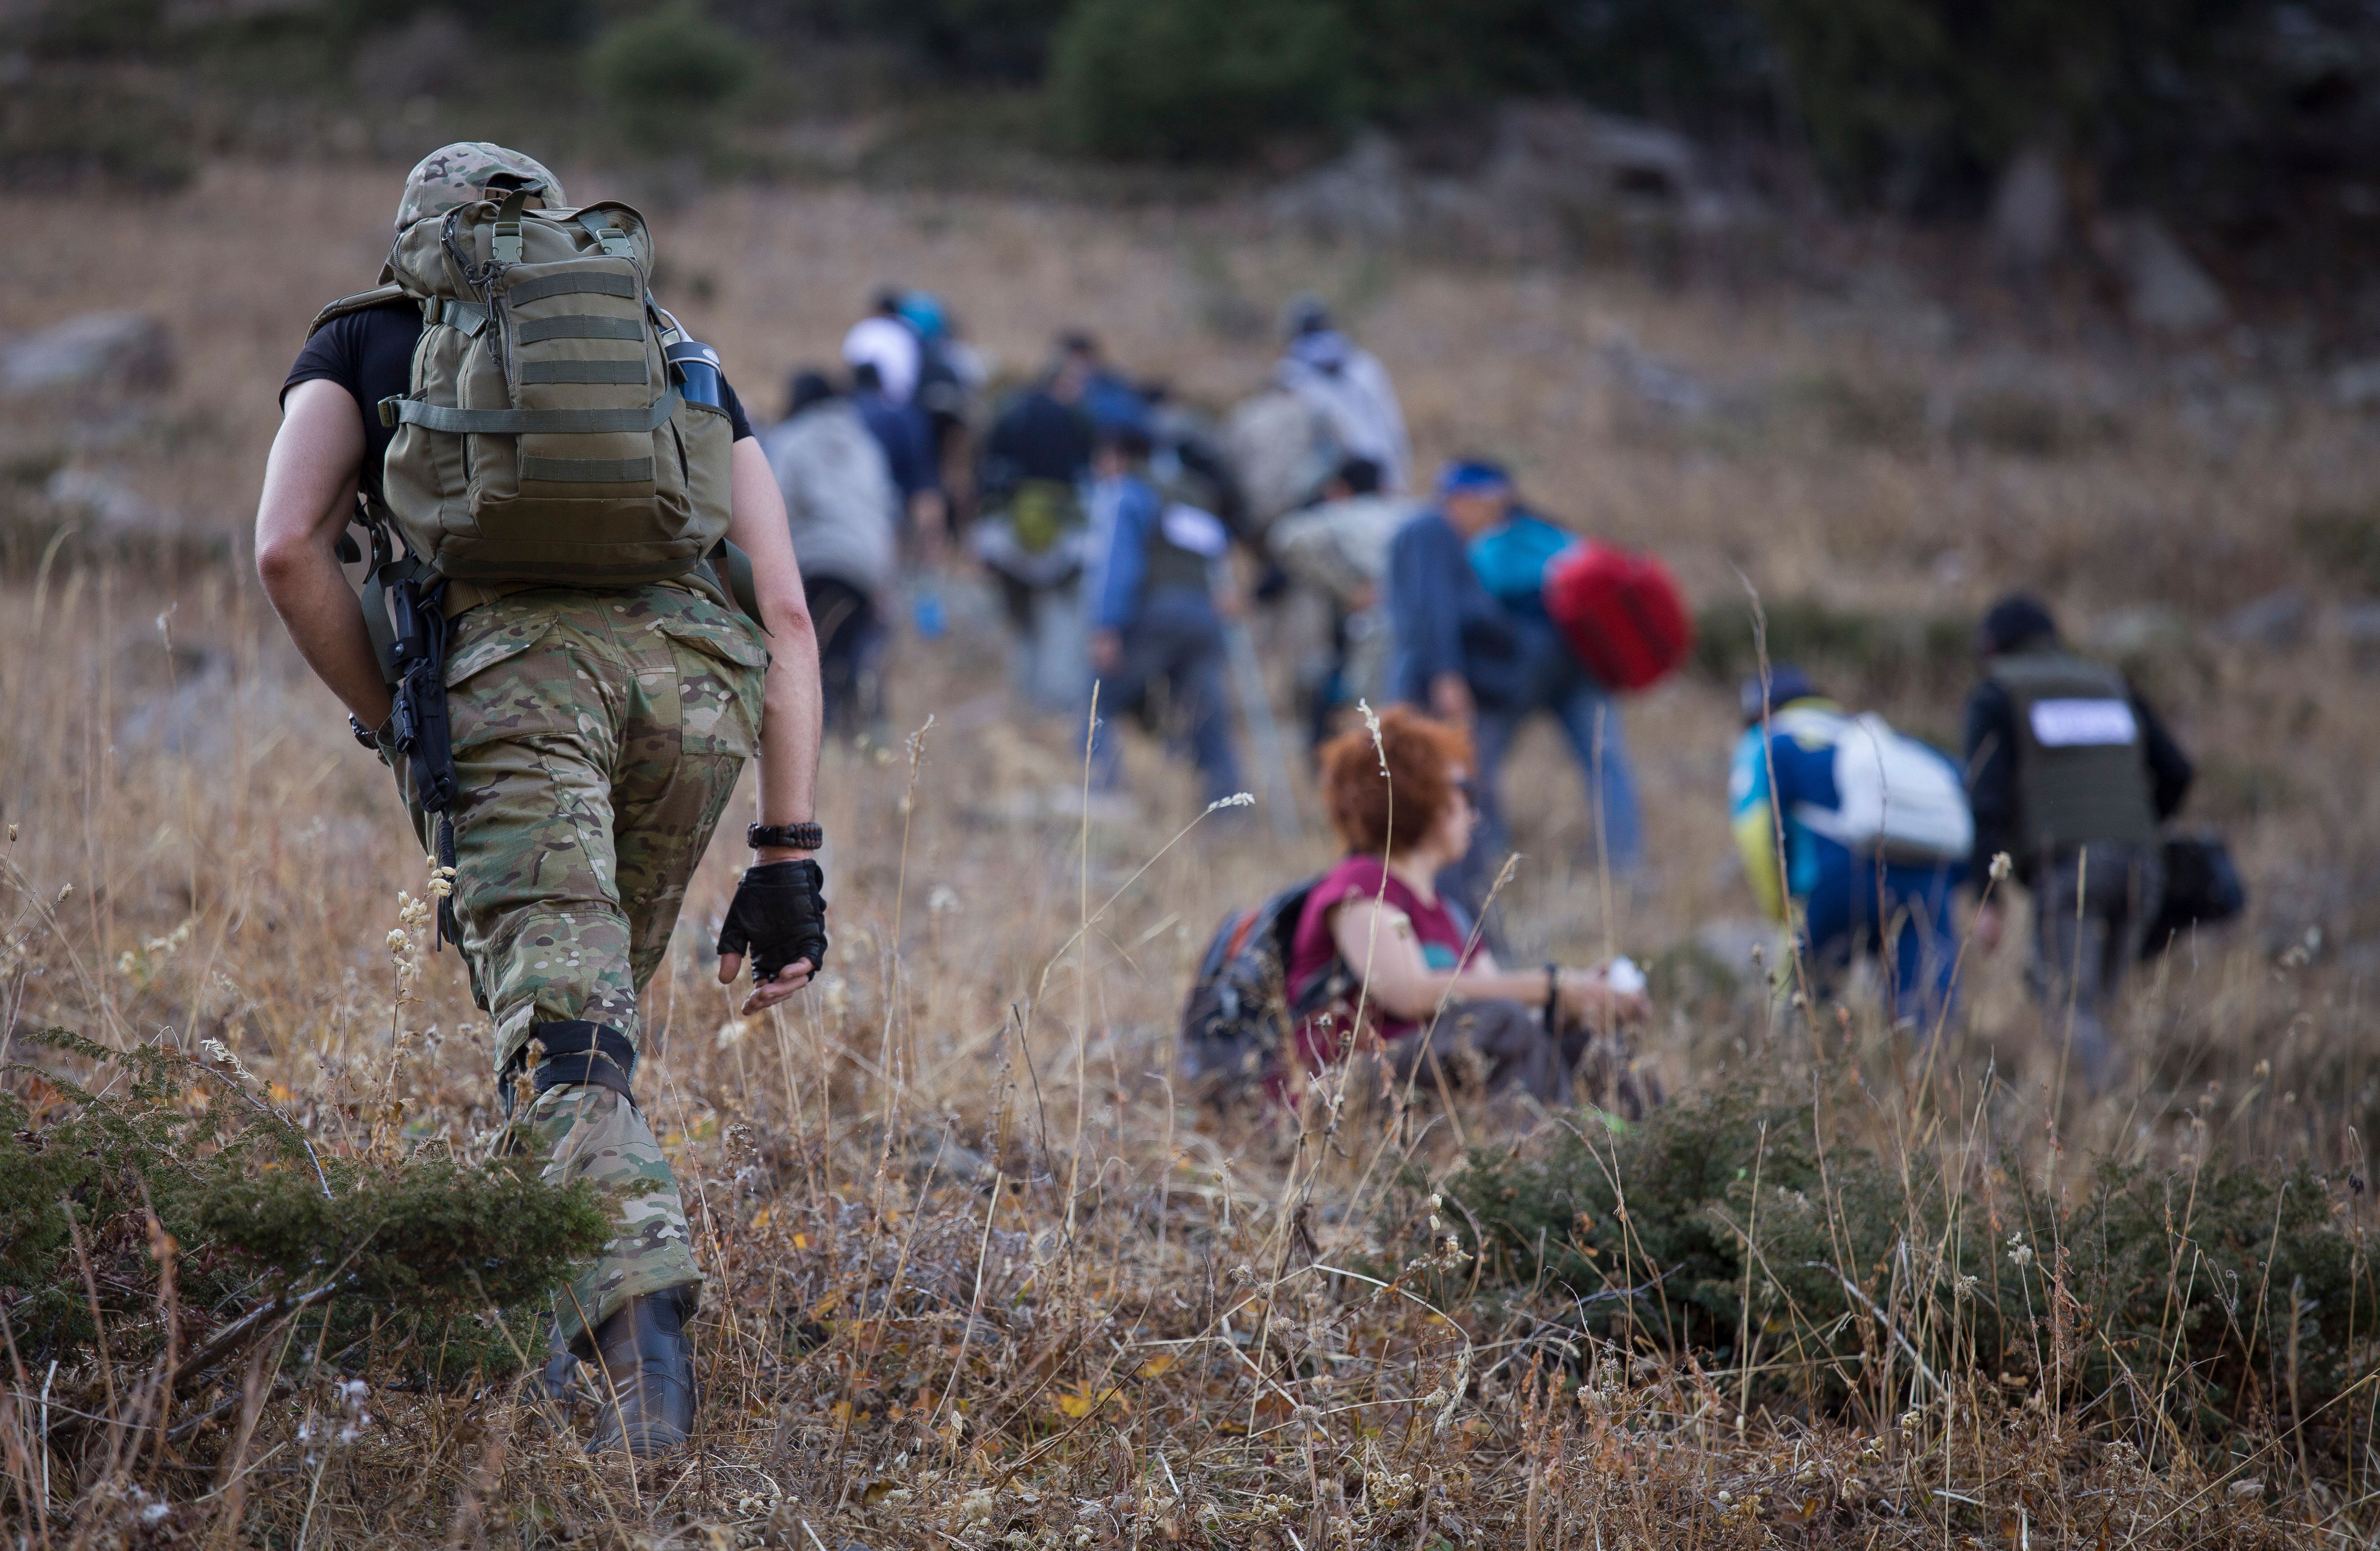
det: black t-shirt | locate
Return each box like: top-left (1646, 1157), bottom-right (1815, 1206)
top-left (282, 299), bottom-right (754, 504)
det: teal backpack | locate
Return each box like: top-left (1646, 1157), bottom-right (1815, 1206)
top-left (1465, 512), bottom-right (1575, 619)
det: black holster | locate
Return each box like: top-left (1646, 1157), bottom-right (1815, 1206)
top-left (386, 573), bottom-right (461, 949)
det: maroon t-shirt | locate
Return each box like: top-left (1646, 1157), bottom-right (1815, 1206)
top-left (1286, 853), bottom-right (1480, 1070)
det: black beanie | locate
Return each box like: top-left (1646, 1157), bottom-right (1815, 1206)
top-left (1977, 592), bottom-right (2058, 655)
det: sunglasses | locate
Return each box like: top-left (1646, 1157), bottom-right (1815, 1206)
top-left (1452, 776), bottom-right (1477, 802)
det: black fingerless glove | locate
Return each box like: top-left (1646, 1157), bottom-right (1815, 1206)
top-left (717, 860), bottom-right (829, 981)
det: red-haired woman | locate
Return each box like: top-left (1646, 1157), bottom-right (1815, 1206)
top-left (1284, 706), bottom-right (1654, 1112)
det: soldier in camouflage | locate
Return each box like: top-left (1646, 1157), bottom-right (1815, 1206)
top-left (255, 144), bottom-right (829, 1457)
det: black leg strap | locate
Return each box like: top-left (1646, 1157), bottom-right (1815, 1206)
top-left (503, 1020), bottom-right (638, 1113)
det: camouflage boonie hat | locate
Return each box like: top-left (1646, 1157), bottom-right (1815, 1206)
top-left (395, 142), bottom-right (566, 232)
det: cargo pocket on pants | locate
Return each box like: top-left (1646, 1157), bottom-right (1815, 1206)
top-left (657, 613), bottom-right (767, 758)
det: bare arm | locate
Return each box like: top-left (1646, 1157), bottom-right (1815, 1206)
top-left (1328, 898), bottom-right (1642, 1023)
top-left (719, 434), bottom-right (826, 1012)
top-left (254, 379), bottom-right (391, 728)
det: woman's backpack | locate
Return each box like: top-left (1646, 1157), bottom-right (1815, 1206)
top-left (315, 180), bottom-right (735, 594)
top-left (1542, 542), bottom-right (1693, 692)
top-left (1178, 879), bottom-right (1347, 1101)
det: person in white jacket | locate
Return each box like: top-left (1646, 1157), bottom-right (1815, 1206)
top-left (1275, 296), bottom-right (1411, 496)
top-left (761, 371), bottom-right (900, 737)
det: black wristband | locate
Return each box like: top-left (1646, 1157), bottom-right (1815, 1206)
top-left (748, 821), bottom-right (823, 851)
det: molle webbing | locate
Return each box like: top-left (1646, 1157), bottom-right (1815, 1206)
top-left (517, 315), bottom-right (644, 344)
top-left (520, 358), bottom-right (650, 386)
top-left (505, 270), bottom-right (638, 305)
top-left (520, 455), bottom-right (655, 484)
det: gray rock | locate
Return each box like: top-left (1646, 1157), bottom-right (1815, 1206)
top-left (1987, 145), bottom-right (2065, 272)
top-left (2092, 214), bottom-right (2228, 338)
top-left (2220, 587), bottom-right (2313, 650)
top-left (1602, 334), bottom-right (1713, 417)
top-left (1265, 130), bottom-right (1406, 243)
top-left (1, 311), bottom-right (175, 398)
top-left (2333, 359), bottom-right (2380, 409)
top-left (2332, 598), bottom-right (2380, 669)
top-left (2087, 604), bottom-right (2192, 662)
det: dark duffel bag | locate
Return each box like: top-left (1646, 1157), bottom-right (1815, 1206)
top-left (2143, 832), bottom-right (2246, 958)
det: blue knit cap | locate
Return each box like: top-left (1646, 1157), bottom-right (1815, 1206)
top-left (1436, 459), bottom-right (1511, 498)
top-left (1740, 665), bottom-right (1823, 725)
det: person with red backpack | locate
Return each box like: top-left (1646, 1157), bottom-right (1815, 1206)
top-left (1386, 461), bottom-right (1646, 915)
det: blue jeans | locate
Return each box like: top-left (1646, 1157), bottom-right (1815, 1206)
top-left (1089, 587), bottom-right (1244, 805)
top-left (1455, 656), bottom-right (1644, 910)
top-left (1802, 857), bottom-right (1961, 1032)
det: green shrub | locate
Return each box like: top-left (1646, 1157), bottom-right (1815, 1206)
top-left (2, 1028), bottom-right (605, 1376)
top-left (1415, 1081), bottom-right (2376, 1426)
top-left (1692, 594), bottom-right (1972, 706)
top-left (1050, 0), bottom-right (1352, 162)
top-left (588, 4), bottom-right (757, 152)
top-left (2293, 504), bottom-right (2380, 591)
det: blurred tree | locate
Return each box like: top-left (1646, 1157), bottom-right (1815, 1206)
top-left (589, 3), bottom-right (756, 151)
top-left (325, 0), bottom-right (598, 47)
top-left (1052, 0), bottom-right (1352, 160)
top-left (1343, 0), bottom-right (1772, 128)
top-left (834, 0), bottom-right (1077, 82)
top-left (1748, 0), bottom-right (2274, 211)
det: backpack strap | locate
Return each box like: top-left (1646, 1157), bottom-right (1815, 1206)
top-left (305, 285), bottom-right (409, 341)
top-left (705, 539), bottom-right (766, 633)
top-left (378, 388), bottom-right (682, 436)
top-left (576, 210), bottom-right (638, 261)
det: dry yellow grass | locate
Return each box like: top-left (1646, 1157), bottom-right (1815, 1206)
top-left (2, 157), bottom-right (2376, 1547)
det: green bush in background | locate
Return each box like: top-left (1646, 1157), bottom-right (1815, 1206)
top-left (1051, 0), bottom-right (1353, 161)
top-left (589, 3), bottom-right (757, 152)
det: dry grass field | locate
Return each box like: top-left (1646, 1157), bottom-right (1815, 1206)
top-left (5, 157), bottom-right (2380, 1548)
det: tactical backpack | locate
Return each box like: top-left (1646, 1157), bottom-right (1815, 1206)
top-left (1176, 878), bottom-right (1349, 1101)
top-left (308, 177), bottom-right (749, 654)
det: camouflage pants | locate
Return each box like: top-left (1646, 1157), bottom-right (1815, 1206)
top-left (397, 582), bottom-right (767, 1347)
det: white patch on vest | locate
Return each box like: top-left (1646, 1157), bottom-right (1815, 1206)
top-left (2029, 697), bottom-right (2137, 747)
top-left (1160, 503), bottom-right (1229, 558)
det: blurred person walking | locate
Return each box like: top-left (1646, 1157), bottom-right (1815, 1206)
top-left (762, 370), bottom-right (899, 739)
top-left (257, 144), bottom-right (829, 1458)
top-left (972, 336), bottom-right (1099, 712)
top-left (850, 359), bottom-right (948, 558)
top-left (841, 288), bottom-right (920, 405)
top-left (1731, 668), bottom-right (1970, 1031)
top-left (1084, 422), bottom-right (1244, 808)
top-left (1276, 295), bottom-right (1411, 495)
top-left (1284, 707), bottom-right (1653, 1116)
top-left (1387, 460), bottom-right (1644, 913)
top-left (1963, 593), bottom-right (2195, 1091)
top-left (1267, 456), bottom-right (1413, 746)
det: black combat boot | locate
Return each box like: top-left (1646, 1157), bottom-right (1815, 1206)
top-left (585, 1288), bottom-right (697, 1457)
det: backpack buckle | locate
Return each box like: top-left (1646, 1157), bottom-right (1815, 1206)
top-left (377, 396), bottom-right (401, 429)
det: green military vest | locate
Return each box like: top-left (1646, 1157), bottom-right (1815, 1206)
top-left (1987, 647), bottom-right (2158, 858)
top-left (1140, 500), bottom-right (1226, 599)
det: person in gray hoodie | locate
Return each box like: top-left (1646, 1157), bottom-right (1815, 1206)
top-left (762, 370), bottom-right (900, 737)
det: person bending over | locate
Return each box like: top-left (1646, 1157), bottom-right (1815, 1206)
top-left (1284, 706), bottom-right (1654, 1117)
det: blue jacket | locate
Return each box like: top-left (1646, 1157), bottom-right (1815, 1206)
top-left (854, 390), bottom-right (940, 505)
top-left (1386, 508), bottom-right (1533, 710)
